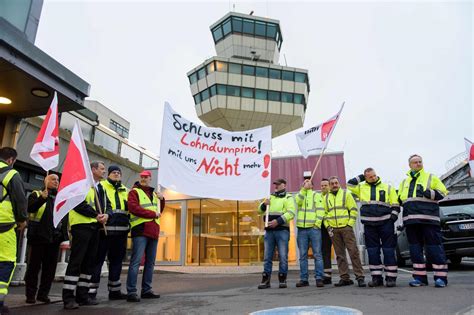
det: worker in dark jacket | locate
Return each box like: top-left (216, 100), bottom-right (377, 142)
top-left (126, 170), bottom-right (165, 302)
top-left (25, 174), bottom-right (68, 304)
top-left (0, 147), bottom-right (28, 315)
top-left (89, 165), bottom-right (129, 301)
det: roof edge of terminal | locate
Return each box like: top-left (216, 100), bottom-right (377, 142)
top-left (0, 17), bottom-right (90, 98)
top-left (209, 11), bottom-right (280, 30)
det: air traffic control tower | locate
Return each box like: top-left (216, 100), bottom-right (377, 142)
top-left (187, 12), bottom-right (310, 138)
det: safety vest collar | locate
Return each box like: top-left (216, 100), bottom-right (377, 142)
top-left (406, 168), bottom-right (425, 179)
top-left (369, 177), bottom-right (382, 186)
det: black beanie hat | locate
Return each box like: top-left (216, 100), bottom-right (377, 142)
top-left (108, 165), bottom-right (122, 175)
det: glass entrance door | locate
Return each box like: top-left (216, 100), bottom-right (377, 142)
top-left (157, 201), bottom-right (182, 264)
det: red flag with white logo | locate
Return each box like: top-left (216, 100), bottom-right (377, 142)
top-left (465, 138), bottom-right (474, 178)
top-left (53, 120), bottom-right (94, 227)
top-left (30, 91), bottom-right (59, 171)
top-left (296, 103), bottom-right (344, 158)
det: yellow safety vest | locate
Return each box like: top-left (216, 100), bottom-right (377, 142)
top-left (258, 192), bottom-right (296, 227)
top-left (348, 178), bottom-right (399, 225)
top-left (130, 188), bottom-right (160, 229)
top-left (28, 190), bottom-right (47, 223)
top-left (323, 189), bottom-right (358, 228)
top-left (398, 168), bottom-right (448, 225)
top-left (295, 189), bottom-right (324, 228)
top-left (101, 180), bottom-right (128, 215)
top-left (0, 161), bottom-right (18, 225)
top-left (68, 188), bottom-right (98, 226)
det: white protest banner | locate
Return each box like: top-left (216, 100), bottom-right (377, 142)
top-left (158, 103), bottom-right (272, 200)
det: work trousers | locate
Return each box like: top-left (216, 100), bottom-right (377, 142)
top-left (62, 225), bottom-right (99, 304)
top-left (0, 228), bottom-right (16, 305)
top-left (331, 226), bottom-right (364, 281)
top-left (321, 224), bottom-right (333, 279)
top-left (406, 224), bottom-right (448, 284)
top-left (89, 232), bottom-right (128, 297)
top-left (364, 221), bottom-right (398, 280)
top-left (25, 242), bottom-right (61, 299)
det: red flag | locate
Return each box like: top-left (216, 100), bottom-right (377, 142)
top-left (465, 138), bottom-right (474, 178)
top-left (296, 103), bottom-right (344, 158)
top-left (53, 120), bottom-right (94, 227)
top-left (30, 91), bottom-right (59, 171)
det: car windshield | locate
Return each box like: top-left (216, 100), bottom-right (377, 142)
top-left (440, 201), bottom-right (474, 217)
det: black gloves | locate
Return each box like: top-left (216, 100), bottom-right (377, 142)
top-left (416, 184), bottom-right (424, 198)
top-left (390, 214), bottom-right (399, 222)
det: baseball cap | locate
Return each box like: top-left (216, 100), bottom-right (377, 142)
top-left (139, 170), bottom-right (152, 177)
top-left (273, 178), bottom-right (286, 185)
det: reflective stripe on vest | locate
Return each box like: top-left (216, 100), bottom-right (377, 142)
top-left (68, 188), bottom-right (98, 226)
top-left (28, 191), bottom-right (47, 222)
top-left (400, 170), bottom-right (441, 224)
top-left (0, 161), bottom-right (17, 224)
top-left (296, 191), bottom-right (324, 228)
top-left (325, 189), bottom-right (354, 228)
top-left (129, 188), bottom-right (159, 228)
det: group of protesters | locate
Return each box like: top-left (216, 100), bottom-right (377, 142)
top-left (0, 147), bottom-right (164, 313)
top-left (0, 146), bottom-right (449, 314)
top-left (258, 154), bottom-right (449, 290)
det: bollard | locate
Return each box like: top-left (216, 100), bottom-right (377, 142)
top-left (11, 228), bottom-right (28, 286)
top-left (55, 241), bottom-right (70, 280)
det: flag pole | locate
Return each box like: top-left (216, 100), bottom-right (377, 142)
top-left (93, 188), bottom-right (108, 235)
top-left (309, 147), bottom-right (327, 182)
top-left (265, 204), bottom-right (270, 228)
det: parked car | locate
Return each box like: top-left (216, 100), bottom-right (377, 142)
top-left (397, 194), bottom-right (474, 266)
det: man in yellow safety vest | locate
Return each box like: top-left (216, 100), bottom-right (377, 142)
top-left (0, 147), bottom-right (27, 315)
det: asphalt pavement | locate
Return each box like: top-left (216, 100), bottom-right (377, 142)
top-left (6, 261), bottom-right (474, 315)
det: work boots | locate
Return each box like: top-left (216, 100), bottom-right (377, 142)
top-left (368, 277), bottom-right (384, 287)
top-left (334, 279), bottom-right (354, 287)
top-left (278, 273), bottom-right (287, 288)
top-left (323, 277), bottom-right (332, 285)
top-left (258, 272), bottom-right (271, 289)
top-left (385, 278), bottom-right (397, 287)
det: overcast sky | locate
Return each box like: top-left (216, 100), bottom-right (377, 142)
top-left (35, 0), bottom-right (472, 185)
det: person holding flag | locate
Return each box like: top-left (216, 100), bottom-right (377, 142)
top-left (257, 178), bottom-right (296, 289)
top-left (295, 103), bottom-right (344, 285)
top-left (52, 121), bottom-right (109, 310)
top-left (62, 161), bottom-right (110, 309)
top-left (0, 147), bottom-right (28, 315)
top-left (294, 172), bottom-right (325, 288)
top-left (24, 174), bottom-right (68, 304)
